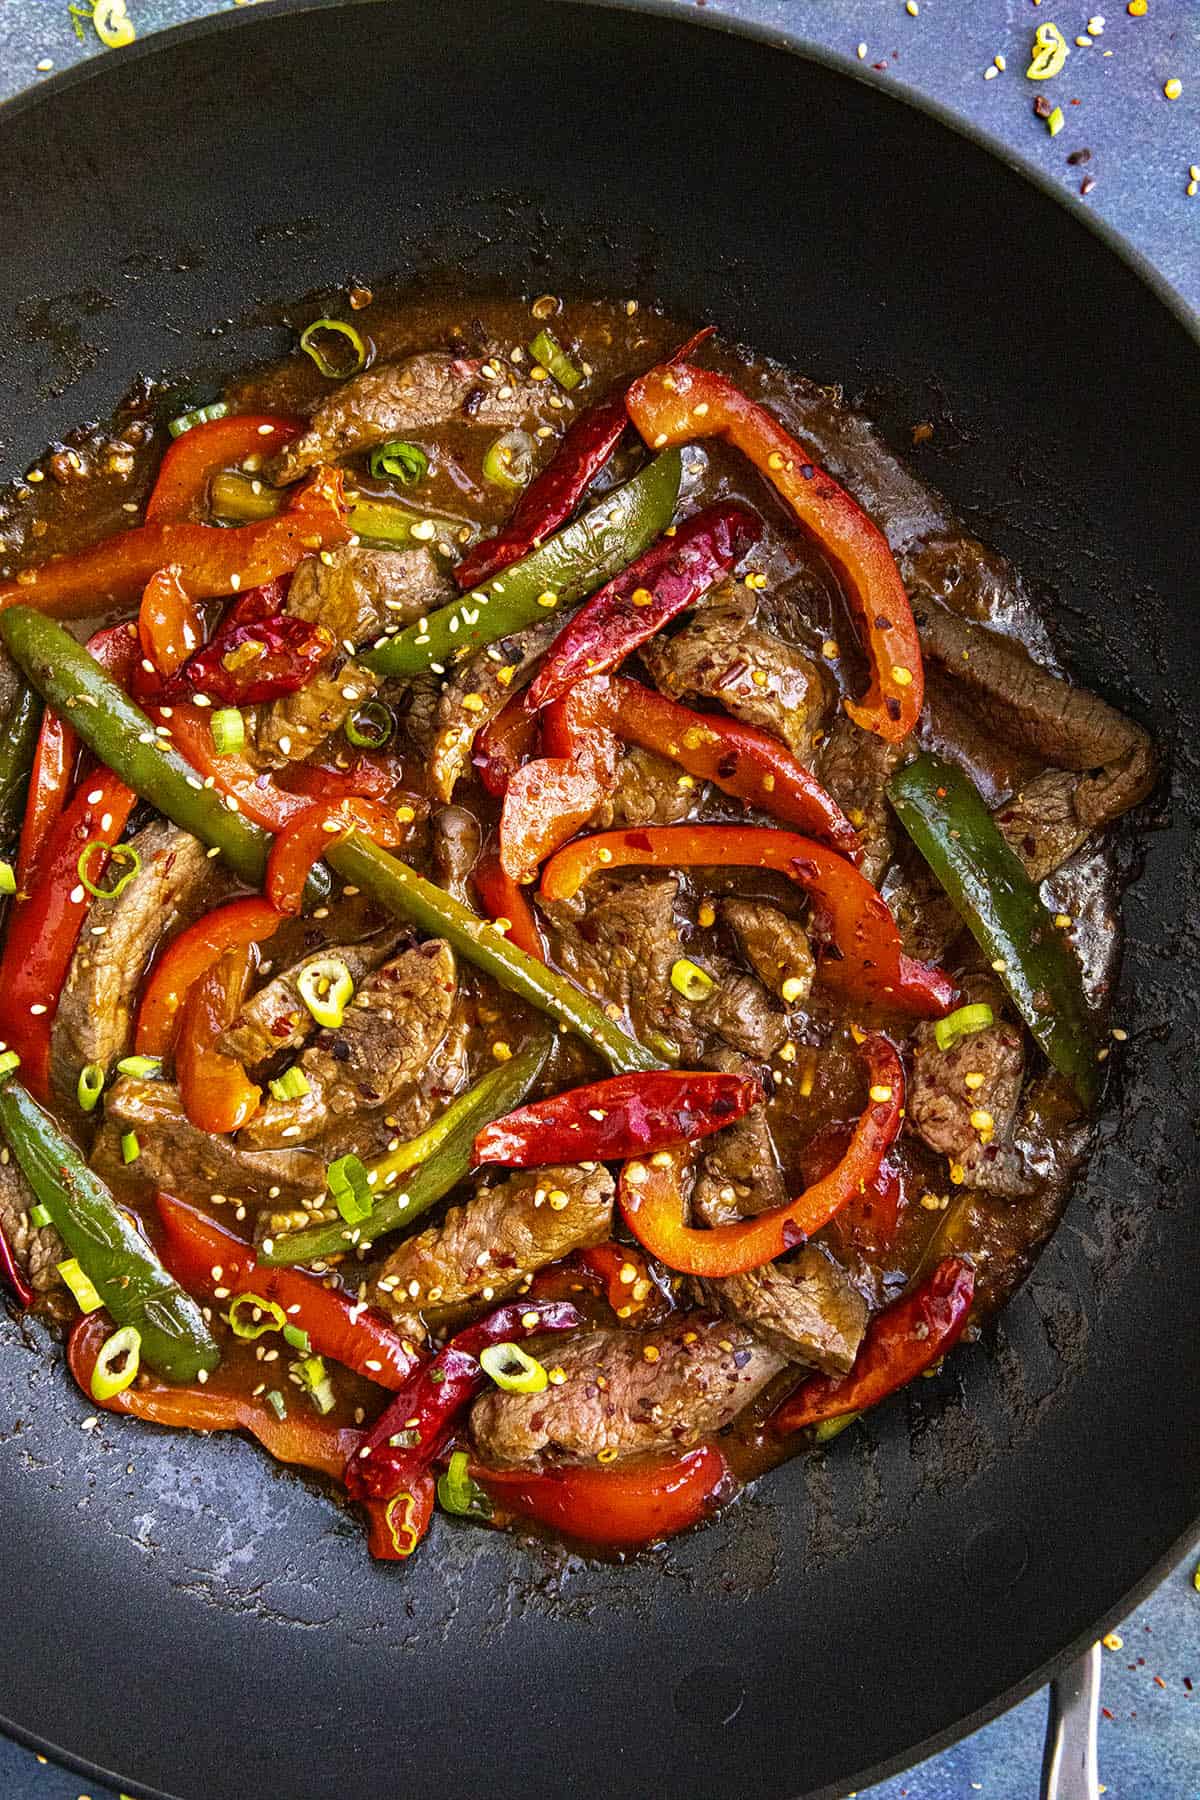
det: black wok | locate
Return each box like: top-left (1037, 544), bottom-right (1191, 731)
top-left (0, 4), bottom-right (1196, 1797)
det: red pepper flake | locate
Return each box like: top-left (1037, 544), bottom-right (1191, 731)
top-left (1102, 1708), bottom-right (1115, 1721)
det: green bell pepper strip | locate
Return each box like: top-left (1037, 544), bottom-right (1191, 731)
top-left (0, 609), bottom-right (330, 905)
top-left (0, 1075), bottom-right (219, 1382)
top-left (209, 469), bottom-right (465, 552)
top-left (259, 1031), bottom-right (553, 1266)
top-left (0, 680), bottom-right (40, 846)
top-left (887, 751), bottom-right (1098, 1106)
top-left (357, 450), bottom-right (683, 678)
top-left (328, 832), bottom-right (664, 1075)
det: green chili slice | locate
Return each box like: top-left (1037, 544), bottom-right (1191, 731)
top-left (0, 861), bottom-right (16, 897)
top-left (528, 328), bottom-right (583, 390)
top-left (299, 319), bottom-right (368, 379)
top-left (344, 700), bottom-right (394, 750)
top-left (933, 1003), bottom-right (996, 1054)
top-left (76, 1062), bottom-right (106, 1113)
top-left (90, 1325), bottom-right (142, 1401)
top-left (482, 430), bottom-right (535, 491)
top-left (228, 1293), bottom-right (287, 1339)
top-left (168, 400), bottom-right (228, 439)
top-left (479, 1342), bottom-right (548, 1394)
top-left (437, 1449), bottom-right (493, 1518)
top-left (77, 839), bottom-right (140, 901)
top-left (297, 956), bottom-right (354, 1029)
top-left (368, 441), bottom-right (428, 485)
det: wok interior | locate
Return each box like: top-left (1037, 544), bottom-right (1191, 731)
top-left (0, 6), bottom-right (1196, 1799)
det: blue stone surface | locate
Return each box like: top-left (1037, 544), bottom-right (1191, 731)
top-left (0, 2), bottom-right (1194, 1796)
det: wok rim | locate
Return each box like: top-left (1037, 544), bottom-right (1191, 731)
top-left (0, 4), bottom-right (1196, 1798)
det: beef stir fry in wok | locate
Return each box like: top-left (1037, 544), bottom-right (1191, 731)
top-left (0, 295), bottom-right (1153, 1558)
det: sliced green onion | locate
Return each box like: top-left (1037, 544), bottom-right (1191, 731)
top-left (90, 1324), bottom-right (142, 1401)
top-left (228, 1292), bottom-right (287, 1339)
top-left (0, 860), bottom-right (16, 896)
top-left (120, 1130), bottom-right (140, 1165)
top-left (670, 957), bottom-right (714, 1001)
top-left (210, 708), bottom-right (245, 755)
top-left (268, 1065), bottom-right (312, 1103)
top-left (483, 429), bottom-right (535, 491)
top-left (344, 699), bottom-right (394, 750)
top-left (297, 1354), bottom-right (335, 1415)
top-left (368, 440), bottom-right (428, 485)
top-left (297, 956), bottom-right (355, 1029)
top-left (0, 1050), bottom-right (22, 1082)
top-left (58, 1256), bottom-right (104, 1314)
top-left (437, 1449), bottom-right (493, 1519)
top-left (266, 1389), bottom-right (287, 1420)
top-left (388, 1427), bottom-right (421, 1450)
top-left (28, 1202), bottom-right (51, 1229)
top-left (933, 1003), bottom-right (995, 1054)
top-left (479, 1342), bottom-right (548, 1394)
top-left (168, 400), bottom-right (228, 439)
top-left (115, 1054), bottom-right (161, 1080)
top-left (326, 1152), bottom-right (373, 1225)
top-left (282, 1322), bottom-right (311, 1354)
top-left (814, 1411), bottom-right (861, 1444)
top-left (77, 839), bottom-right (140, 901)
top-left (299, 319), bottom-right (368, 380)
top-left (528, 328), bottom-right (583, 391)
top-left (76, 1062), bottom-right (106, 1112)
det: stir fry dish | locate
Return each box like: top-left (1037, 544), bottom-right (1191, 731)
top-left (0, 296), bottom-right (1154, 1560)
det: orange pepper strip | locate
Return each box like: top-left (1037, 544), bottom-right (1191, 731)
top-left (540, 823), bottom-right (956, 1017)
top-left (472, 853), bottom-right (547, 961)
top-left (625, 361), bottom-right (923, 743)
top-left (138, 567), bottom-right (203, 676)
top-left (264, 797), bottom-right (409, 916)
top-left (134, 895), bottom-right (283, 1058)
top-left (476, 1442), bottom-right (730, 1547)
top-left (145, 414), bottom-right (301, 525)
top-left (176, 943), bottom-right (262, 1135)
top-left (617, 1035), bottom-right (904, 1277)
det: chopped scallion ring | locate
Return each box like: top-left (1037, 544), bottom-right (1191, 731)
top-left (326, 1152), bottom-right (373, 1225)
top-left (90, 1324), bottom-right (142, 1401)
top-left (437, 1449), bottom-right (493, 1518)
top-left (0, 860), bottom-right (16, 896)
top-left (527, 328), bottom-right (583, 391)
top-left (167, 400), bottom-right (229, 439)
top-left (813, 1411), bottom-right (861, 1444)
top-left (367, 440), bottom-right (428, 485)
top-left (228, 1293), bottom-right (287, 1340)
top-left (282, 1322), bottom-right (311, 1354)
top-left (482, 429), bottom-right (535, 491)
top-left (344, 699), bottom-right (394, 750)
top-left (0, 1050), bottom-right (22, 1082)
top-left (76, 1061), bottom-right (106, 1112)
top-left (296, 1354), bottom-right (335, 1415)
top-left (269, 1065), bottom-right (312, 1103)
top-left (266, 1389), bottom-right (287, 1420)
top-left (299, 318), bottom-right (368, 379)
top-left (120, 1130), bottom-right (140, 1165)
top-left (28, 1203), bottom-right (51, 1230)
top-left (115, 1054), bottom-right (162, 1081)
top-left (479, 1341), bottom-right (549, 1394)
top-left (77, 839), bottom-right (141, 900)
top-left (670, 957), bottom-right (714, 1001)
top-left (933, 1002), bottom-right (995, 1054)
top-left (58, 1257), bottom-right (104, 1314)
top-left (210, 707), bottom-right (246, 755)
top-left (297, 956), bottom-right (354, 1030)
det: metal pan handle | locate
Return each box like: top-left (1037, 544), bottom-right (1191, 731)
top-left (1041, 1644), bottom-right (1101, 1800)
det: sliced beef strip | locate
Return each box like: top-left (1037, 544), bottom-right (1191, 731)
top-left (593, 746), bottom-right (698, 829)
top-left (433, 805), bottom-right (481, 904)
top-left (817, 712), bottom-right (906, 888)
top-left (238, 940), bottom-right (462, 1148)
top-left (429, 618), bottom-right (561, 802)
top-left (388, 671), bottom-right (441, 761)
top-left (219, 934), bottom-right (403, 1069)
top-left (692, 1101), bottom-right (788, 1227)
top-left (722, 897), bottom-right (815, 1009)
top-left (693, 1243), bottom-right (868, 1374)
top-left (50, 821), bottom-right (220, 1116)
top-left (690, 960), bottom-right (787, 1061)
top-left (370, 1163), bottom-right (615, 1337)
top-left (907, 977), bottom-right (1033, 1195)
top-left (641, 583), bottom-right (831, 761)
top-left (469, 1315), bottom-right (786, 1468)
top-left (0, 1151), bottom-right (65, 1294)
top-left (95, 1079), bottom-right (326, 1200)
top-left (269, 352), bottom-right (553, 486)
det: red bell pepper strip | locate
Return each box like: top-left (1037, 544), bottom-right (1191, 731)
top-left (474, 1069), bottom-right (762, 1167)
top-left (155, 1192), bottom-right (422, 1389)
top-left (265, 796), bottom-right (409, 915)
top-left (67, 1311), bottom-right (359, 1480)
top-left (146, 414), bottom-right (301, 525)
top-left (280, 752), bottom-right (412, 806)
top-left (770, 1257), bottom-right (976, 1434)
top-left (176, 944), bottom-right (262, 1134)
top-left (499, 683), bottom-right (621, 882)
top-left (540, 824), bottom-right (956, 1017)
top-left (135, 895), bottom-right (283, 1058)
top-left (362, 1478), bottom-right (437, 1561)
top-left (157, 704), bottom-right (314, 832)
top-left (474, 685), bottom-right (540, 798)
top-left (0, 767), bottom-right (137, 1098)
top-left (618, 1035), bottom-right (904, 1277)
top-left (137, 567), bottom-right (203, 677)
top-left (802, 1121), bottom-right (905, 1257)
top-left (476, 1442), bottom-right (730, 1547)
top-left (472, 853), bottom-right (547, 961)
top-left (525, 502), bottom-right (762, 711)
top-left (344, 1298), bottom-right (582, 1502)
top-left (0, 466), bottom-right (350, 617)
top-left (133, 580), bottom-right (333, 706)
top-left (625, 361), bottom-right (923, 743)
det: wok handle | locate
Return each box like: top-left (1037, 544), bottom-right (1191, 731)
top-left (1041, 1644), bottom-right (1101, 1800)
